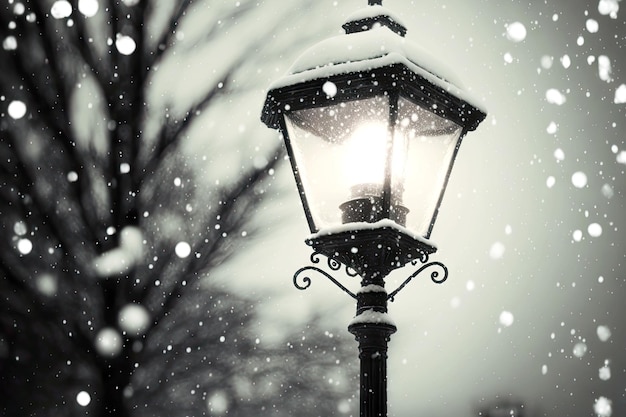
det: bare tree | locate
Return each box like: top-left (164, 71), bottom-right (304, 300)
top-left (0, 0), bottom-right (355, 416)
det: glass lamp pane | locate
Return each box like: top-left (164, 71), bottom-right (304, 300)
top-left (391, 97), bottom-right (463, 238)
top-left (284, 96), bottom-right (390, 232)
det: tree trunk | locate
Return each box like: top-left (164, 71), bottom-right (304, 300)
top-left (99, 353), bottom-right (133, 417)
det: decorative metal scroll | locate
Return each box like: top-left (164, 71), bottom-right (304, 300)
top-left (387, 261), bottom-right (448, 302)
top-left (411, 250), bottom-right (430, 265)
top-left (292, 252), bottom-right (357, 299)
top-left (292, 251), bottom-right (447, 302)
top-left (308, 251), bottom-right (359, 277)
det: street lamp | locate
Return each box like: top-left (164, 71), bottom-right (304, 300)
top-left (261, 1), bottom-right (486, 416)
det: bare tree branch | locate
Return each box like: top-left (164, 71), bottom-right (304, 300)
top-left (67, 0), bottom-right (111, 91)
top-left (145, 0), bottom-right (194, 69)
top-left (0, 1), bottom-right (353, 416)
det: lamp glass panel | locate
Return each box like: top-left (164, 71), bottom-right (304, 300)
top-left (391, 97), bottom-right (463, 238)
top-left (284, 95), bottom-right (390, 232)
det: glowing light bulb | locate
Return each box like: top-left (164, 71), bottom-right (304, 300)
top-left (343, 121), bottom-right (388, 190)
top-left (339, 121), bottom-right (409, 225)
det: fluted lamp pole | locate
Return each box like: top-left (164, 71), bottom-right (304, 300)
top-left (261, 1), bottom-right (486, 416)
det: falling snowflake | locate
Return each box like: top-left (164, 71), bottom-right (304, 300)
top-left (207, 391), bottom-right (229, 414)
top-left (78, 0), bottom-right (99, 17)
top-left (598, 0), bottom-right (619, 18)
top-left (586, 18), bottom-right (600, 33)
top-left (546, 121), bottom-right (558, 134)
top-left (175, 241), bottom-right (192, 258)
top-left (323, 81), bottom-right (338, 98)
top-left (118, 303), bottom-right (151, 335)
top-left (36, 274), bottom-right (58, 296)
top-left (601, 184), bottom-right (614, 199)
top-left (572, 229), bottom-right (583, 242)
top-left (489, 242), bottom-right (505, 259)
top-left (505, 21), bottom-right (527, 42)
top-left (50, 0), bottom-right (72, 19)
top-left (593, 396), bottom-right (612, 417)
top-left (597, 325), bottom-right (612, 341)
top-left (614, 84), bottom-right (626, 104)
top-left (598, 56), bottom-right (612, 82)
top-left (573, 342), bottom-right (588, 358)
top-left (115, 34), bottom-right (136, 55)
top-left (13, 221), bottom-right (27, 236)
top-left (76, 391), bottom-right (91, 407)
top-left (540, 55), bottom-right (553, 69)
top-left (546, 88), bottom-right (566, 105)
top-left (17, 238), bottom-right (33, 255)
top-left (95, 327), bottom-right (123, 357)
top-left (588, 223), bottom-right (602, 237)
top-left (499, 310), bottom-right (514, 327)
top-left (92, 226), bottom-right (144, 276)
top-left (571, 171), bottom-right (588, 188)
top-left (2, 36), bottom-right (17, 50)
top-left (7, 100), bottom-right (27, 119)
top-left (554, 148), bottom-right (565, 161)
top-left (337, 399), bottom-right (351, 414)
top-left (599, 364), bottom-right (611, 381)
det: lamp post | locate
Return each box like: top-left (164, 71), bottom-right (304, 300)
top-left (261, 2), bottom-right (486, 416)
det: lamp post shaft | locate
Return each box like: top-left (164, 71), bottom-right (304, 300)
top-left (349, 273), bottom-right (396, 417)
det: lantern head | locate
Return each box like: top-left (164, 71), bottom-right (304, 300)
top-left (261, 5), bottom-right (486, 277)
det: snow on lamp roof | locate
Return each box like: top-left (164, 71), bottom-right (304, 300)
top-left (267, 7), bottom-right (485, 115)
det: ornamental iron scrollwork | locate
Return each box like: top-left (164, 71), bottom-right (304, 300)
top-left (309, 252), bottom-right (359, 277)
top-left (293, 252), bottom-right (447, 301)
top-left (293, 252), bottom-right (357, 299)
top-left (387, 261), bottom-right (448, 302)
top-left (410, 250), bottom-right (430, 265)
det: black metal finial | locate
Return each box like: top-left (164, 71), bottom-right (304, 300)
top-left (344, 1), bottom-right (407, 37)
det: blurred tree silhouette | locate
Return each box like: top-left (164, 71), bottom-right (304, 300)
top-left (0, 0), bottom-right (355, 416)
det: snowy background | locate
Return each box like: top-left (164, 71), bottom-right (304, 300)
top-left (231, 0), bottom-right (626, 416)
top-left (1, 0), bottom-right (625, 416)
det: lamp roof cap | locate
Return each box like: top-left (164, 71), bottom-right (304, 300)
top-left (342, 5), bottom-right (407, 36)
